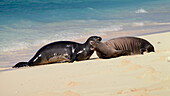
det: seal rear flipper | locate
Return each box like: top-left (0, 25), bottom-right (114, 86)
top-left (12, 62), bottom-right (29, 68)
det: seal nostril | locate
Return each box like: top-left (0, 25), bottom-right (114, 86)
top-left (98, 37), bottom-right (102, 41)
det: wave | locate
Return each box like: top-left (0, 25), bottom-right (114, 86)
top-left (0, 42), bottom-right (30, 52)
top-left (0, 39), bottom-right (57, 54)
top-left (97, 25), bottom-right (123, 32)
top-left (132, 22), bottom-right (145, 26)
top-left (0, 20), bottom-right (124, 53)
top-left (87, 7), bottom-right (94, 10)
top-left (135, 8), bottom-right (148, 13)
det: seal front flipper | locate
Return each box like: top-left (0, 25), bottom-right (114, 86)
top-left (13, 62), bottom-right (29, 68)
top-left (113, 50), bottom-right (131, 57)
top-left (69, 53), bottom-right (77, 63)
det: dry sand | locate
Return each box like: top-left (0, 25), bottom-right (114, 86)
top-left (0, 32), bottom-right (170, 96)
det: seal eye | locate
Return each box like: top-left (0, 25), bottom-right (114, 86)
top-left (89, 41), bottom-right (96, 50)
top-left (89, 41), bottom-right (94, 45)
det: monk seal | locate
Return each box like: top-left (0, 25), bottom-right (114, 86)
top-left (90, 37), bottom-right (155, 59)
top-left (13, 36), bottom-right (102, 68)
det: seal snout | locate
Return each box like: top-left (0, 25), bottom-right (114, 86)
top-left (88, 36), bottom-right (102, 42)
top-left (97, 36), bottom-right (102, 42)
top-left (94, 36), bottom-right (102, 42)
top-left (87, 36), bottom-right (102, 45)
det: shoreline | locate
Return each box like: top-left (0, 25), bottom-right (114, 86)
top-left (0, 28), bottom-right (170, 71)
top-left (1, 22), bottom-right (170, 71)
top-left (0, 32), bottom-right (170, 96)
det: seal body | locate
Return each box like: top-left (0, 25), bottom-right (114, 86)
top-left (91, 37), bottom-right (155, 59)
top-left (13, 36), bottom-right (102, 68)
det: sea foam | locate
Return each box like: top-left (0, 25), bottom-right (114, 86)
top-left (97, 25), bottom-right (123, 33)
top-left (132, 22), bottom-right (145, 26)
top-left (1, 42), bottom-right (31, 52)
top-left (135, 8), bottom-right (148, 13)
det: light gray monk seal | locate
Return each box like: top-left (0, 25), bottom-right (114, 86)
top-left (90, 37), bottom-right (155, 59)
top-left (13, 36), bottom-right (102, 68)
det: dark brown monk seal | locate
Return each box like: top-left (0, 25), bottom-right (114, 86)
top-left (90, 37), bottom-right (155, 59)
top-left (13, 36), bottom-right (102, 68)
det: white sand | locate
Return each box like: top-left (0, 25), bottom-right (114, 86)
top-left (0, 32), bottom-right (170, 96)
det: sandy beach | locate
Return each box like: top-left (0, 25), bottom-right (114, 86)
top-left (0, 32), bottom-right (170, 96)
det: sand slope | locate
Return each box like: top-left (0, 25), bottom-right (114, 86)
top-left (0, 32), bottom-right (170, 96)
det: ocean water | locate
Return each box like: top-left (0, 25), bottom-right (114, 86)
top-left (1, 0), bottom-right (170, 69)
